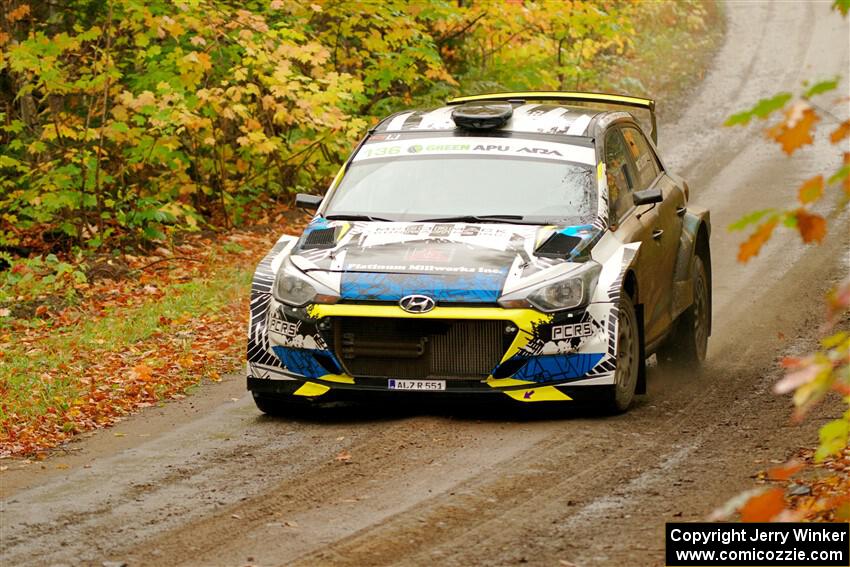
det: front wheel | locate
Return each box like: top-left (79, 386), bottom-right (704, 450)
top-left (601, 293), bottom-right (640, 413)
top-left (658, 255), bottom-right (710, 368)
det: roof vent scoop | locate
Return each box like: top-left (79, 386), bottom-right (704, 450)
top-left (451, 103), bottom-right (513, 130)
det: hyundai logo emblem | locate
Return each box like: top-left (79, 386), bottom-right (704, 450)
top-left (399, 294), bottom-right (436, 313)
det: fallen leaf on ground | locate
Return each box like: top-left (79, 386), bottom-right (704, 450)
top-left (335, 449), bottom-right (352, 462)
top-left (767, 460), bottom-right (804, 481)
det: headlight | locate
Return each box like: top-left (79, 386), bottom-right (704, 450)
top-left (528, 278), bottom-right (585, 311)
top-left (499, 262), bottom-right (601, 312)
top-left (272, 259), bottom-right (337, 307)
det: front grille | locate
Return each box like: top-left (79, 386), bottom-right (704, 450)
top-left (332, 317), bottom-right (510, 380)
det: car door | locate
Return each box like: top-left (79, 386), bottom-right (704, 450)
top-left (604, 126), bottom-right (665, 344)
top-left (621, 125), bottom-right (685, 342)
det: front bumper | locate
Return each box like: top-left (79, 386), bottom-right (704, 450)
top-left (248, 300), bottom-right (617, 403)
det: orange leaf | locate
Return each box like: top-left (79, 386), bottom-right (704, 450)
top-left (767, 460), bottom-right (805, 481)
top-left (740, 488), bottom-right (786, 522)
top-left (797, 175), bottom-right (824, 204)
top-left (831, 120), bottom-right (850, 144)
top-left (132, 363), bottom-right (153, 382)
top-left (6, 4), bottom-right (30, 23)
top-left (335, 449), bottom-right (352, 462)
top-left (766, 103), bottom-right (820, 155)
top-left (738, 218), bottom-right (777, 263)
top-left (795, 209), bottom-right (827, 244)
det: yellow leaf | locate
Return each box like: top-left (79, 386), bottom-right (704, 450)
top-left (111, 105), bottom-right (128, 122)
top-left (133, 91), bottom-right (156, 110)
top-left (797, 175), bottom-right (823, 204)
top-left (196, 52), bottom-right (212, 71)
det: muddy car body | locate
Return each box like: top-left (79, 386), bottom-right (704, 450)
top-left (247, 92), bottom-right (712, 413)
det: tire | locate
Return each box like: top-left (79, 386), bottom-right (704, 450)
top-left (658, 255), bottom-right (710, 368)
top-left (601, 292), bottom-right (641, 413)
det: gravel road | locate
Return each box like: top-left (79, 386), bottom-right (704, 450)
top-left (2, 2), bottom-right (849, 566)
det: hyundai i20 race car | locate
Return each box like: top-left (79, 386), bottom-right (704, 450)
top-left (247, 91), bottom-right (711, 414)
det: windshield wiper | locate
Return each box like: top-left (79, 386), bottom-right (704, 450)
top-left (415, 214), bottom-right (530, 224)
top-left (324, 214), bottom-right (395, 222)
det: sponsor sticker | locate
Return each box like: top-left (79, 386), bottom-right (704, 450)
top-left (268, 313), bottom-right (300, 338)
top-left (551, 322), bottom-right (594, 341)
top-left (355, 137), bottom-right (595, 164)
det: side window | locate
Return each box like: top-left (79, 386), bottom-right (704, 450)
top-left (621, 127), bottom-right (660, 190)
top-left (604, 129), bottom-right (637, 223)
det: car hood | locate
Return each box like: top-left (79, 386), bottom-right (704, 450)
top-left (290, 219), bottom-right (600, 303)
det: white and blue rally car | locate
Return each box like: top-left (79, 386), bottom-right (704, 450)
top-left (247, 92), bottom-right (711, 414)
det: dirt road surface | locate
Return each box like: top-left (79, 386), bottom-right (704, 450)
top-left (2, 2), bottom-right (849, 566)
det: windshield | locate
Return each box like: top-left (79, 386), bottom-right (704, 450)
top-left (324, 141), bottom-right (597, 225)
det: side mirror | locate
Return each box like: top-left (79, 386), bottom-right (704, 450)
top-left (295, 193), bottom-right (322, 212)
top-left (633, 187), bottom-right (663, 206)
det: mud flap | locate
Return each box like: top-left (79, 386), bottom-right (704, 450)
top-left (635, 303), bottom-right (647, 395)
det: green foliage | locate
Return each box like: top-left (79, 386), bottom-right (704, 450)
top-left (727, 209), bottom-right (776, 231)
top-left (816, 417), bottom-right (850, 462)
top-left (803, 77), bottom-right (840, 99)
top-left (0, 254), bottom-right (88, 304)
top-left (0, 0), bottom-right (710, 252)
top-left (724, 93), bottom-right (792, 126)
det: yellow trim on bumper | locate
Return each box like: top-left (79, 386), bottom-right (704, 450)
top-left (307, 304), bottom-right (549, 331)
top-left (307, 304), bottom-right (551, 365)
top-left (301, 304), bottom-right (572, 402)
top-left (302, 303), bottom-right (571, 402)
top-left (293, 382), bottom-right (330, 397)
top-left (504, 386), bottom-right (572, 402)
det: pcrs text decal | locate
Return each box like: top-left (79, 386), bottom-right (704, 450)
top-left (552, 322), bottom-right (594, 340)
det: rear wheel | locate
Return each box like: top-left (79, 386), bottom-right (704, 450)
top-left (601, 293), bottom-right (640, 413)
top-left (658, 255), bottom-right (710, 368)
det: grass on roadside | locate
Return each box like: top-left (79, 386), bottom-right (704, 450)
top-left (0, 228), bottom-right (294, 457)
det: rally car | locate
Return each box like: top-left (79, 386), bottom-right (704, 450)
top-left (247, 91), bottom-right (711, 414)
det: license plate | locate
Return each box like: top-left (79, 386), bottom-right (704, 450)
top-left (388, 379), bottom-right (446, 391)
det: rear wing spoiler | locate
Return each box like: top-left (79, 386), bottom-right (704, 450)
top-left (447, 91), bottom-right (657, 144)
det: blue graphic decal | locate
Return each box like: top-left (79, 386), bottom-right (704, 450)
top-left (340, 271), bottom-right (507, 303)
top-left (557, 224), bottom-right (601, 259)
top-left (307, 217), bottom-right (330, 230)
top-left (511, 353), bottom-right (604, 382)
top-left (558, 224), bottom-right (595, 237)
top-left (272, 346), bottom-right (336, 379)
top-left (299, 217), bottom-right (331, 241)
